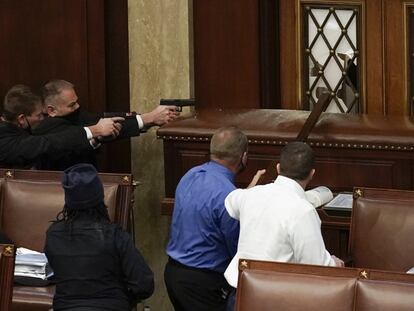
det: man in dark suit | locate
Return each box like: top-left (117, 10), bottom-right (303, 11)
top-left (34, 79), bottom-right (179, 170)
top-left (0, 84), bottom-right (121, 169)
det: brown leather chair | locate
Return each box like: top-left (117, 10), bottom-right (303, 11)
top-left (0, 244), bottom-right (15, 311)
top-left (236, 260), bottom-right (359, 311)
top-left (355, 269), bottom-right (414, 311)
top-left (349, 187), bottom-right (414, 272)
top-left (0, 169), bottom-right (135, 311)
top-left (236, 259), bottom-right (414, 311)
top-left (355, 279), bottom-right (414, 311)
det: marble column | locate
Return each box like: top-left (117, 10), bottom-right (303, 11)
top-left (128, 0), bottom-right (192, 310)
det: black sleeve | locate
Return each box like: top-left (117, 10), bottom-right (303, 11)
top-left (115, 227), bottom-right (154, 304)
top-left (100, 111), bottom-right (141, 139)
top-left (42, 126), bottom-right (92, 151)
top-left (77, 111), bottom-right (141, 140)
top-left (78, 111), bottom-right (101, 126)
top-left (9, 127), bottom-right (91, 166)
top-left (78, 110), bottom-right (141, 139)
top-left (98, 118), bottom-right (141, 143)
top-left (118, 118), bottom-right (141, 139)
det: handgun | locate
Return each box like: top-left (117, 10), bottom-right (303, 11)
top-left (102, 112), bottom-right (137, 119)
top-left (160, 99), bottom-right (195, 112)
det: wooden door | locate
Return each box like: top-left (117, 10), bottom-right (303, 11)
top-left (279, 0), bottom-right (411, 116)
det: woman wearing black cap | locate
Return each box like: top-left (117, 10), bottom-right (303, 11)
top-left (44, 163), bottom-right (154, 311)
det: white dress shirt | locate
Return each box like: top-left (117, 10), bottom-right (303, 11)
top-left (224, 175), bottom-right (335, 287)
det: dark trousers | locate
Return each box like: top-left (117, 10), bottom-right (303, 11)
top-left (164, 258), bottom-right (233, 311)
top-left (226, 289), bottom-right (236, 311)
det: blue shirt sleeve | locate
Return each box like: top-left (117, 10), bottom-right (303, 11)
top-left (216, 202), bottom-right (239, 258)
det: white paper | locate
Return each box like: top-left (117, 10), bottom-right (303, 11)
top-left (16, 248), bottom-right (48, 265)
top-left (325, 193), bottom-right (353, 209)
top-left (15, 247), bottom-right (53, 279)
top-left (305, 186), bottom-right (333, 208)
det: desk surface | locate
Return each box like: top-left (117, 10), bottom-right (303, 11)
top-left (158, 109), bottom-right (414, 150)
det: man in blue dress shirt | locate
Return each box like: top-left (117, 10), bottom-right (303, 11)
top-left (165, 126), bottom-right (264, 311)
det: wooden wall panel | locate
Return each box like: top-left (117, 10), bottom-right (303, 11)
top-left (86, 0), bottom-right (106, 113)
top-left (365, 0), bottom-right (384, 114)
top-left (103, 0), bottom-right (130, 111)
top-left (97, 0), bottom-right (131, 173)
top-left (259, 0), bottom-right (280, 109)
top-left (320, 226), bottom-right (349, 258)
top-left (0, 0), bottom-right (90, 104)
top-left (311, 156), bottom-right (412, 191)
top-left (163, 141), bottom-right (210, 197)
top-left (193, 0), bottom-right (262, 109)
top-left (279, 0), bottom-right (299, 109)
top-left (383, 0), bottom-right (408, 115)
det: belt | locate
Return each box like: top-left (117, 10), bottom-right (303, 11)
top-left (168, 257), bottom-right (223, 275)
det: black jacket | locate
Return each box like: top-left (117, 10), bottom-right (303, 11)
top-left (33, 111), bottom-right (141, 170)
top-left (0, 121), bottom-right (91, 169)
top-left (44, 216), bottom-right (154, 311)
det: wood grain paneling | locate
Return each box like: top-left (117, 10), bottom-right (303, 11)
top-left (193, 0), bottom-right (261, 109)
top-left (163, 141), bottom-right (210, 197)
top-left (86, 0), bottom-right (106, 113)
top-left (409, 5), bottom-right (414, 115)
top-left (320, 226), bottom-right (350, 258)
top-left (279, 0), bottom-right (300, 109)
top-left (365, 0), bottom-right (384, 114)
top-left (259, 0), bottom-right (280, 109)
top-left (97, 0), bottom-right (131, 173)
top-left (0, 0), bottom-right (89, 104)
top-left (384, 0), bottom-right (407, 115)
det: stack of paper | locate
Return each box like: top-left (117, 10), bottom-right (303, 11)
top-left (14, 247), bottom-right (53, 280)
top-left (305, 186), bottom-right (334, 208)
top-left (324, 193), bottom-right (353, 210)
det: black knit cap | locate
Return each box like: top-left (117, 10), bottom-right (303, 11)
top-left (62, 163), bottom-right (104, 210)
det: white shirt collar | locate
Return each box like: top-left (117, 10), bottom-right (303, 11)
top-left (273, 175), bottom-right (306, 199)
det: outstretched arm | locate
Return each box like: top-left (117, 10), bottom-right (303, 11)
top-left (246, 169), bottom-right (266, 188)
top-left (140, 105), bottom-right (180, 127)
top-left (87, 117), bottom-right (124, 138)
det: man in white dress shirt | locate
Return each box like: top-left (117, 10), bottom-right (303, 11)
top-left (224, 142), bottom-right (344, 298)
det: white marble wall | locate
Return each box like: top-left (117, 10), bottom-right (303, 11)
top-left (128, 1), bottom-right (192, 310)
